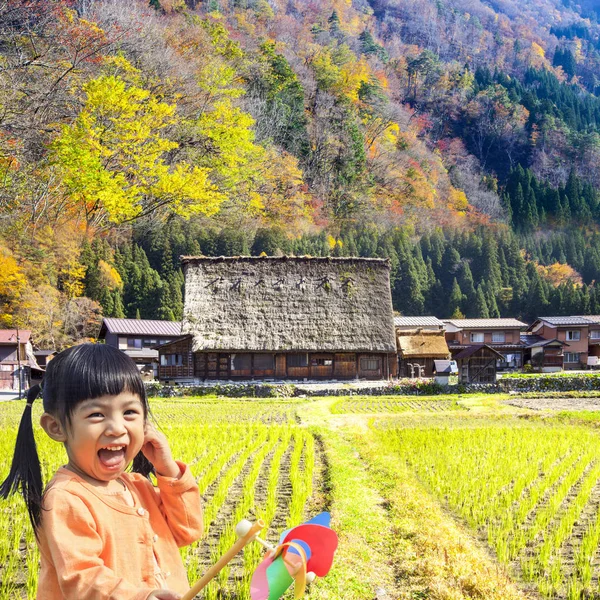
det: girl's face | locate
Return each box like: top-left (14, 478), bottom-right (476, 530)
top-left (62, 391), bottom-right (146, 485)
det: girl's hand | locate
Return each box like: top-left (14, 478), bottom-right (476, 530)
top-left (141, 422), bottom-right (180, 478)
top-left (147, 590), bottom-right (181, 600)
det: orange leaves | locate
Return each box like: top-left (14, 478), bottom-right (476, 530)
top-left (55, 6), bottom-right (108, 67)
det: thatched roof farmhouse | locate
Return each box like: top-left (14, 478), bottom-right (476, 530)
top-left (157, 256), bottom-right (397, 382)
top-left (396, 328), bottom-right (450, 378)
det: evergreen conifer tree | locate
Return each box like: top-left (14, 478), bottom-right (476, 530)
top-left (475, 285), bottom-right (490, 318)
top-left (448, 278), bottom-right (465, 318)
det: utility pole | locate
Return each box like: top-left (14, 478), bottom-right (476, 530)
top-left (15, 326), bottom-right (22, 400)
top-left (10, 327), bottom-right (22, 400)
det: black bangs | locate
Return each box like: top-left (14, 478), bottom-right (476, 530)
top-left (43, 344), bottom-right (148, 423)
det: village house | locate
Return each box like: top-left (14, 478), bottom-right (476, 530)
top-left (526, 316), bottom-right (600, 370)
top-left (158, 256), bottom-right (397, 382)
top-left (520, 332), bottom-right (568, 372)
top-left (454, 344), bottom-right (504, 384)
top-left (0, 329), bottom-right (43, 393)
top-left (98, 318), bottom-right (183, 379)
top-left (443, 318), bottom-right (528, 370)
top-left (394, 316), bottom-right (450, 377)
top-left (33, 349), bottom-right (57, 369)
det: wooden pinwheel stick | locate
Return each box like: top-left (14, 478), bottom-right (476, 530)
top-left (235, 519), bottom-right (276, 552)
top-left (180, 519), bottom-right (265, 600)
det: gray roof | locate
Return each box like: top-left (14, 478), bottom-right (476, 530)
top-left (443, 318), bottom-right (527, 329)
top-left (99, 318), bottom-right (182, 337)
top-left (181, 256), bottom-right (397, 353)
top-left (394, 316), bottom-right (444, 328)
top-left (123, 349), bottom-right (159, 360)
top-left (433, 360), bottom-right (458, 374)
top-left (537, 316), bottom-right (594, 326)
top-left (520, 334), bottom-right (568, 348)
top-left (454, 344), bottom-right (504, 360)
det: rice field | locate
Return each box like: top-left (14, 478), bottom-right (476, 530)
top-left (5, 393), bottom-right (600, 599)
top-left (330, 395), bottom-right (461, 413)
top-left (377, 421), bottom-right (600, 599)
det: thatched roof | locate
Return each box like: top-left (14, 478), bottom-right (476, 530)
top-left (181, 256), bottom-right (396, 353)
top-left (396, 329), bottom-right (450, 358)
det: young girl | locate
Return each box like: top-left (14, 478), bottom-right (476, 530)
top-left (0, 343), bottom-right (203, 600)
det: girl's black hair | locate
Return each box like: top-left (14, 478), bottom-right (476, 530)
top-left (0, 343), bottom-right (154, 531)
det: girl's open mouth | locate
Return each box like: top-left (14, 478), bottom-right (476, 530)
top-left (97, 445), bottom-right (127, 469)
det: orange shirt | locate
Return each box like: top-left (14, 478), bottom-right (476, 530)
top-left (37, 461), bottom-right (203, 600)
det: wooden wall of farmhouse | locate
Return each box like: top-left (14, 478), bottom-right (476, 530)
top-left (158, 349), bottom-right (394, 380)
top-left (158, 338), bottom-right (193, 380)
top-left (399, 357), bottom-right (436, 378)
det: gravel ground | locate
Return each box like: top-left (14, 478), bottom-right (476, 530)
top-left (505, 397), bottom-right (600, 411)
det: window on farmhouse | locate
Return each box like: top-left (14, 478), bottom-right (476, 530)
top-left (287, 354), bottom-right (309, 367)
top-left (127, 338), bottom-right (142, 349)
top-left (311, 358), bottom-right (333, 366)
top-left (470, 332), bottom-right (484, 343)
top-left (591, 330), bottom-right (600, 339)
top-left (492, 332), bottom-right (505, 343)
top-left (142, 338), bottom-right (158, 348)
top-left (566, 330), bottom-right (581, 341)
top-left (232, 354), bottom-right (251, 370)
top-left (253, 354), bottom-right (274, 370)
top-left (360, 358), bottom-right (380, 371)
top-left (160, 354), bottom-right (182, 366)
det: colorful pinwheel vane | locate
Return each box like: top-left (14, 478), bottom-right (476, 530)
top-left (250, 512), bottom-right (338, 600)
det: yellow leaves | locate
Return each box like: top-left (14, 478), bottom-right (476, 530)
top-left (98, 260), bottom-right (123, 290)
top-left (196, 100), bottom-right (258, 173)
top-left (103, 54), bottom-right (142, 78)
top-left (327, 235), bottom-right (343, 250)
top-left (311, 48), bottom-right (372, 104)
top-left (0, 244), bottom-right (27, 328)
top-left (448, 188), bottom-right (469, 213)
top-left (536, 262), bottom-right (583, 287)
top-left (531, 42), bottom-right (545, 59)
top-left (528, 42), bottom-right (550, 70)
top-left (151, 164), bottom-right (224, 219)
top-left (339, 55), bottom-right (371, 102)
top-left (384, 122), bottom-right (400, 145)
top-left (0, 245), bottom-right (27, 301)
top-left (52, 57), bottom-right (226, 225)
top-left (249, 192), bottom-right (264, 212)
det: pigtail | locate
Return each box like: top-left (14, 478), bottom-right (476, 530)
top-left (0, 384), bottom-right (44, 531)
top-left (131, 451), bottom-right (154, 479)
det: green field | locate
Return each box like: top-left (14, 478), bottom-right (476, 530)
top-left (4, 393), bottom-right (600, 599)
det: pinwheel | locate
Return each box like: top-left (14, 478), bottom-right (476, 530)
top-left (181, 513), bottom-right (338, 600)
top-left (249, 512), bottom-right (338, 600)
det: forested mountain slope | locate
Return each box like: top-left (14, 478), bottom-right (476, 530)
top-left (2, 0), bottom-right (600, 347)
